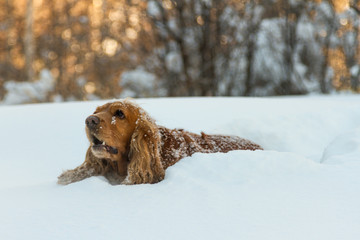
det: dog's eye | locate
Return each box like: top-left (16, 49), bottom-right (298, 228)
top-left (114, 110), bottom-right (125, 119)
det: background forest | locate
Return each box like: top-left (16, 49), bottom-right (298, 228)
top-left (0, 0), bottom-right (359, 104)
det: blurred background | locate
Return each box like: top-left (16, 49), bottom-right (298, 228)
top-left (0, 0), bottom-right (359, 104)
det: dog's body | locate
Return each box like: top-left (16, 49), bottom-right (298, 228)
top-left (159, 127), bottom-right (261, 169)
top-left (58, 100), bottom-right (262, 185)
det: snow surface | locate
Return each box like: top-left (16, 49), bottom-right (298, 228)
top-left (1, 96), bottom-right (360, 240)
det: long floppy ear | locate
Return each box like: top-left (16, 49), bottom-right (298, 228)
top-left (125, 115), bottom-right (165, 184)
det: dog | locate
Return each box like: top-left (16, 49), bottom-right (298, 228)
top-left (57, 100), bottom-right (263, 185)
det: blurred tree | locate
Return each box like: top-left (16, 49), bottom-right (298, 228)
top-left (24, 0), bottom-right (35, 83)
top-left (243, 0), bottom-right (263, 96)
top-left (0, 0), bottom-right (359, 104)
top-left (344, 0), bottom-right (360, 91)
top-left (278, 0), bottom-right (307, 95)
top-left (317, 0), bottom-right (338, 93)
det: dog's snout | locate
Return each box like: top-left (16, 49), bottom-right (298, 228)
top-left (86, 115), bottom-right (100, 129)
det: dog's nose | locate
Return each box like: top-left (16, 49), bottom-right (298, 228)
top-left (86, 115), bottom-right (100, 129)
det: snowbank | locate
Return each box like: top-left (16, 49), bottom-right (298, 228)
top-left (0, 96), bottom-right (359, 240)
top-left (119, 67), bottom-right (165, 98)
top-left (2, 70), bottom-right (55, 105)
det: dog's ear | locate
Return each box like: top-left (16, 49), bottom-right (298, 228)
top-left (125, 115), bottom-right (165, 184)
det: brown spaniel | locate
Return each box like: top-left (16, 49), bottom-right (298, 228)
top-left (57, 100), bottom-right (262, 185)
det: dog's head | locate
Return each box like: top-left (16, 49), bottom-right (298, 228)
top-left (85, 100), bottom-right (165, 183)
top-left (85, 100), bottom-right (140, 160)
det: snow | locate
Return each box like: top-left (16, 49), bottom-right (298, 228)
top-left (254, 18), bottom-right (285, 85)
top-left (2, 69), bottom-right (55, 105)
top-left (1, 96), bottom-right (360, 240)
top-left (119, 67), bottom-right (165, 98)
top-left (165, 51), bottom-right (183, 73)
top-left (111, 116), bottom-right (116, 125)
top-left (147, 1), bottom-right (161, 18)
top-left (350, 65), bottom-right (359, 77)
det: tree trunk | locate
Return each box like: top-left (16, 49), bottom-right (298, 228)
top-left (244, 39), bottom-right (255, 96)
top-left (319, 24), bottom-right (335, 94)
top-left (24, 0), bottom-right (35, 82)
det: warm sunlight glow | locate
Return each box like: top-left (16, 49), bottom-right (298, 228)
top-left (340, 18), bottom-right (348, 26)
top-left (333, 0), bottom-right (350, 12)
top-left (102, 38), bottom-right (119, 56)
top-left (126, 28), bottom-right (138, 40)
top-left (85, 82), bottom-right (96, 94)
top-left (196, 16), bottom-right (204, 25)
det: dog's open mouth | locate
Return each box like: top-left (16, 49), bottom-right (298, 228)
top-left (91, 134), bottom-right (118, 154)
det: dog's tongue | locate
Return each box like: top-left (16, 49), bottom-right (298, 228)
top-left (106, 145), bottom-right (118, 154)
top-left (94, 143), bottom-right (118, 154)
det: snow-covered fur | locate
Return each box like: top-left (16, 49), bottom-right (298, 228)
top-left (58, 100), bottom-right (262, 185)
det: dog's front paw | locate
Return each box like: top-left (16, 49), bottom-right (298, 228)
top-left (57, 170), bottom-right (75, 185)
top-left (121, 176), bottom-right (133, 185)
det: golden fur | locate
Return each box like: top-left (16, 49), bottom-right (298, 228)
top-left (58, 100), bottom-right (262, 185)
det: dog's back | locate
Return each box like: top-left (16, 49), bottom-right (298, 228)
top-left (159, 127), bottom-right (262, 169)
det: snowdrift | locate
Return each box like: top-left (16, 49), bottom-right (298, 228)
top-left (1, 96), bottom-right (360, 240)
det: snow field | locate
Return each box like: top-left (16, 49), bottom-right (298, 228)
top-left (0, 96), bottom-right (360, 240)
